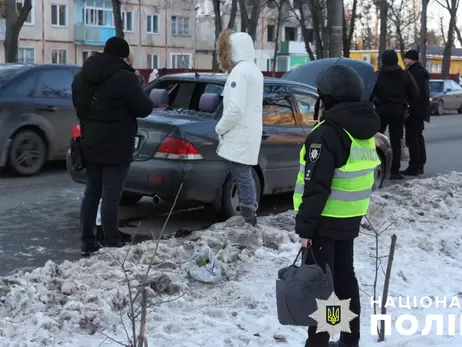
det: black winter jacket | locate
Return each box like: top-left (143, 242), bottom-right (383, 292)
top-left (370, 65), bottom-right (419, 116)
top-left (295, 101), bottom-right (381, 240)
top-left (72, 53), bottom-right (153, 165)
top-left (407, 62), bottom-right (430, 122)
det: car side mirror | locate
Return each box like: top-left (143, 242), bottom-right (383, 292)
top-left (445, 88), bottom-right (452, 93)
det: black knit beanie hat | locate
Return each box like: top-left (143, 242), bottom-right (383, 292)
top-left (404, 49), bottom-right (419, 61)
top-left (381, 50), bottom-right (398, 66)
top-left (104, 36), bottom-right (130, 59)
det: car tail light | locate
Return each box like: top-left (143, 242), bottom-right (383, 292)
top-left (71, 125), bottom-right (81, 138)
top-left (154, 136), bottom-right (203, 160)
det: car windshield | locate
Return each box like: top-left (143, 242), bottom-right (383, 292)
top-left (430, 81), bottom-right (444, 93)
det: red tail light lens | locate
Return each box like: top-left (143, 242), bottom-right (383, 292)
top-left (71, 125), bottom-right (81, 138)
top-left (154, 136), bottom-right (203, 160)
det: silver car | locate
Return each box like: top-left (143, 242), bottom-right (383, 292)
top-left (429, 79), bottom-right (462, 115)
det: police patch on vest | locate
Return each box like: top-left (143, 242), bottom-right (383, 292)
top-left (309, 143), bottom-right (322, 162)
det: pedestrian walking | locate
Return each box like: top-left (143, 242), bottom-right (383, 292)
top-left (72, 36), bottom-right (153, 256)
top-left (402, 49), bottom-right (430, 176)
top-left (215, 29), bottom-right (264, 226)
top-left (294, 64), bottom-right (381, 347)
top-left (149, 68), bottom-right (159, 83)
top-left (369, 50), bottom-right (418, 180)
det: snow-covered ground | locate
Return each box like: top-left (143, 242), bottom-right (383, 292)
top-left (1, 173), bottom-right (462, 347)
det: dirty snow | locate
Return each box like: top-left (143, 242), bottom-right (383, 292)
top-left (1, 173), bottom-right (462, 346)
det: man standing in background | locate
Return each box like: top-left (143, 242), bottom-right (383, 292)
top-left (369, 50), bottom-right (418, 180)
top-left (402, 49), bottom-right (430, 176)
top-left (215, 29), bottom-right (264, 226)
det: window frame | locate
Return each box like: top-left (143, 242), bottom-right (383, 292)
top-left (267, 25), bottom-right (275, 42)
top-left (262, 85), bottom-right (297, 127)
top-left (147, 54), bottom-right (160, 69)
top-left (34, 68), bottom-right (74, 99)
top-left (18, 47), bottom-right (35, 64)
top-left (51, 4), bottom-right (67, 27)
top-left (289, 87), bottom-right (318, 127)
top-left (17, 0), bottom-right (35, 25)
top-left (170, 53), bottom-right (192, 69)
top-left (122, 11), bottom-right (133, 32)
top-left (147, 14), bottom-right (159, 34)
top-left (83, 3), bottom-right (113, 27)
top-left (171, 15), bottom-right (190, 36)
top-left (51, 49), bottom-right (67, 64)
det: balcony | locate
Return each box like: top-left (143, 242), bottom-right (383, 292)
top-left (279, 41), bottom-right (307, 55)
top-left (75, 25), bottom-right (116, 45)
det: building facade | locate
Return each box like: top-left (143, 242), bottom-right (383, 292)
top-left (0, 0), bottom-right (196, 68)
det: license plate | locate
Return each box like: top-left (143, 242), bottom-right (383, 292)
top-left (134, 136), bottom-right (140, 149)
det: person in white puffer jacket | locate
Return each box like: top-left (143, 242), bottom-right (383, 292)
top-left (215, 29), bottom-right (264, 226)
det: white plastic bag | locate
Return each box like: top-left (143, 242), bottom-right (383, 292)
top-left (188, 246), bottom-right (223, 284)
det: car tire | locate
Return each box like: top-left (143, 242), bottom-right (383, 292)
top-left (8, 130), bottom-right (47, 176)
top-left (120, 192), bottom-right (143, 205)
top-left (458, 103), bottom-right (462, 114)
top-left (373, 151), bottom-right (386, 191)
top-left (437, 100), bottom-right (444, 116)
top-left (220, 168), bottom-right (261, 220)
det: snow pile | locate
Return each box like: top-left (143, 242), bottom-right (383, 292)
top-left (1, 173), bottom-right (462, 346)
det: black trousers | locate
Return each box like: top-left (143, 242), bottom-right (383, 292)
top-left (305, 237), bottom-right (360, 347)
top-left (378, 113), bottom-right (404, 175)
top-left (404, 117), bottom-right (426, 172)
top-left (80, 162), bottom-right (130, 245)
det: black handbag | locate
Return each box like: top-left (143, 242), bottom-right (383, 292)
top-left (276, 246), bottom-right (334, 326)
top-left (69, 136), bottom-right (85, 172)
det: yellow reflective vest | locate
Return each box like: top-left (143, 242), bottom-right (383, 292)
top-left (293, 120), bottom-right (380, 218)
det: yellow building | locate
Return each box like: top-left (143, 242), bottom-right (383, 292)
top-left (349, 47), bottom-right (462, 75)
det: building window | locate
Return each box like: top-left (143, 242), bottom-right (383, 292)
top-left (16, 0), bottom-right (34, 25)
top-left (51, 4), bottom-right (67, 27)
top-left (52, 49), bottom-right (67, 64)
top-left (171, 16), bottom-right (190, 36)
top-left (82, 50), bottom-right (99, 63)
top-left (147, 14), bottom-right (159, 34)
top-left (122, 11), bottom-right (133, 32)
top-left (147, 54), bottom-right (159, 69)
top-left (84, 7), bottom-right (113, 27)
top-left (171, 53), bottom-right (192, 68)
top-left (284, 26), bottom-right (297, 41)
top-left (267, 25), bottom-right (275, 42)
top-left (18, 48), bottom-right (34, 63)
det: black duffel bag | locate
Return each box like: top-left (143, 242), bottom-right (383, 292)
top-left (276, 246), bottom-right (334, 326)
top-left (69, 136), bottom-right (85, 172)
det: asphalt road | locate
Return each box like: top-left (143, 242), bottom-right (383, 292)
top-left (0, 113), bottom-right (461, 276)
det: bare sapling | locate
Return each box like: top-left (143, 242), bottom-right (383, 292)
top-left (361, 217), bottom-right (398, 342)
top-left (98, 183), bottom-right (184, 347)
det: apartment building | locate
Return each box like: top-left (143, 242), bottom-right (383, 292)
top-left (195, 0), bottom-right (312, 72)
top-left (0, 0), bottom-right (196, 68)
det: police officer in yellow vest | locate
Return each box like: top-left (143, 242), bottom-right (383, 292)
top-left (294, 64), bottom-right (381, 347)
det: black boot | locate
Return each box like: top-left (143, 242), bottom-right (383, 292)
top-left (240, 206), bottom-right (257, 226)
top-left (96, 225), bottom-right (132, 243)
top-left (389, 172), bottom-right (404, 180)
top-left (81, 242), bottom-right (100, 257)
top-left (401, 167), bottom-right (420, 176)
top-left (328, 341), bottom-right (359, 347)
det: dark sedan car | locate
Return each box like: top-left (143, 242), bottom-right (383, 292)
top-left (429, 79), bottom-right (462, 115)
top-left (0, 63), bottom-right (80, 176)
top-left (67, 73), bottom-right (392, 219)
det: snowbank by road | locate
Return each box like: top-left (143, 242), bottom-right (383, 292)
top-left (1, 173), bottom-right (462, 347)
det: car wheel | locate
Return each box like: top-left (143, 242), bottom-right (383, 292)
top-left (437, 100), bottom-right (444, 116)
top-left (373, 152), bottom-right (385, 191)
top-left (120, 192), bottom-right (143, 205)
top-left (8, 130), bottom-right (47, 176)
top-left (221, 168), bottom-right (261, 220)
top-left (458, 103), bottom-right (462, 114)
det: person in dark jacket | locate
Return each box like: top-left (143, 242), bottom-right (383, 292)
top-left (72, 36), bottom-right (153, 256)
top-left (402, 49), bottom-right (430, 176)
top-left (294, 65), bottom-right (381, 347)
top-left (369, 50), bottom-right (419, 180)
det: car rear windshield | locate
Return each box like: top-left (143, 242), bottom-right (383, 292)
top-left (430, 81), bottom-right (444, 93)
top-left (0, 65), bottom-right (33, 85)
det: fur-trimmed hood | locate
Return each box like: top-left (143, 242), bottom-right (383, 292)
top-left (216, 29), bottom-right (256, 72)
